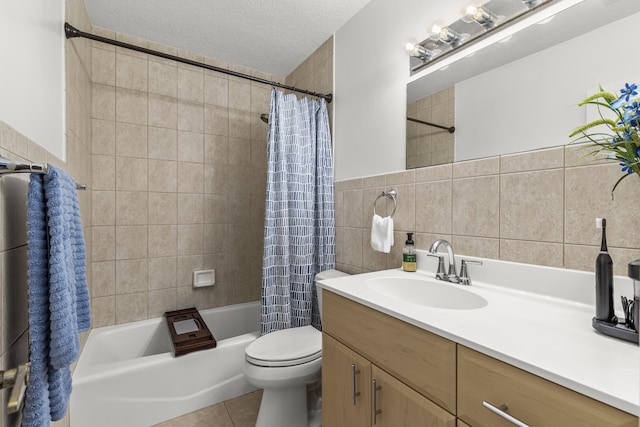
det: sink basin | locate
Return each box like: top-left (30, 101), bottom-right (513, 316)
top-left (365, 277), bottom-right (488, 310)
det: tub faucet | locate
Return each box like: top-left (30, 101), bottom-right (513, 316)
top-left (428, 239), bottom-right (460, 284)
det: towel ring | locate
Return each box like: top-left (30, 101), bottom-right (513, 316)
top-left (373, 189), bottom-right (397, 217)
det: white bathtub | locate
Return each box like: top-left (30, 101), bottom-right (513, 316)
top-left (70, 301), bottom-right (261, 427)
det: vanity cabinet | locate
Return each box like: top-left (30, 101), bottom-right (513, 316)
top-left (457, 346), bottom-right (637, 427)
top-left (322, 291), bottom-right (456, 426)
top-left (322, 290), bottom-right (639, 427)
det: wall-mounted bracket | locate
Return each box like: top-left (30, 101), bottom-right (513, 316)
top-left (1, 362), bottom-right (31, 414)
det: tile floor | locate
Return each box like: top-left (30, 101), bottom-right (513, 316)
top-left (154, 390), bottom-right (262, 427)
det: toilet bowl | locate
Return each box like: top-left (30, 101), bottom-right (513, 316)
top-left (244, 269), bottom-right (349, 427)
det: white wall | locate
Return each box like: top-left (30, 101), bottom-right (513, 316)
top-left (455, 11), bottom-right (640, 162)
top-left (334, 0), bottom-right (469, 180)
top-left (0, 1), bottom-right (66, 160)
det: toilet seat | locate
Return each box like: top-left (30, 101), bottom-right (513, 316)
top-left (246, 325), bottom-right (321, 367)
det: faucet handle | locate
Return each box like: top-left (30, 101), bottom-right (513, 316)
top-left (427, 253), bottom-right (447, 280)
top-left (460, 259), bottom-right (483, 286)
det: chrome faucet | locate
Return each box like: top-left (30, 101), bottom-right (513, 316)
top-left (428, 239), bottom-right (460, 284)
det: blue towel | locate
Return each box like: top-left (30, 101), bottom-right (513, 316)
top-left (24, 165), bottom-right (90, 426)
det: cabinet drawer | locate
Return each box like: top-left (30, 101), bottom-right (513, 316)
top-left (457, 346), bottom-right (638, 427)
top-left (323, 291), bottom-right (456, 413)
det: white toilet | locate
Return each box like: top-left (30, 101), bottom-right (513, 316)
top-left (244, 269), bottom-right (349, 427)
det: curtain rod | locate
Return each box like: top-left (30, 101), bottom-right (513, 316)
top-left (64, 23), bottom-right (333, 103)
top-left (407, 117), bottom-right (455, 134)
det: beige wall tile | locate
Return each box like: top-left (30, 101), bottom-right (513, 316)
top-left (450, 236), bottom-right (499, 259)
top-left (116, 191), bottom-right (147, 225)
top-left (415, 163), bottom-right (452, 182)
top-left (178, 101), bottom-right (204, 132)
top-left (92, 226), bottom-right (115, 261)
top-left (204, 74), bottom-right (229, 107)
top-left (115, 122), bottom-right (147, 158)
top-left (148, 225), bottom-right (178, 257)
top-left (116, 87), bottom-right (147, 125)
top-left (178, 193), bottom-right (204, 224)
top-left (148, 94), bottom-right (178, 129)
top-left (116, 225), bottom-right (148, 259)
top-left (452, 176), bottom-right (499, 238)
top-left (177, 255), bottom-right (204, 287)
top-left (115, 292), bottom-right (147, 324)
top-left (178, 224), bottom-right (204, 255)
top-left (92, 190), bottom-right (115, 225)
top-left (92, 119), bottom-right (115, 155)
top-left (500, 240), bottom-right (564, 268)
top-left (386, 170), bottom-right (415, 186)
top-left (91, 296), bottom-right (116, 328)
top-left (178, 131), bottom-right (204, 163)
top-left (344, 189), bottom-right (363, 228)
top-left (178, 68), bottom-right (204, 102)
top-left (415, 181), bottom-right (451, 234)
top-left (500, 169), bottom-right (564, 242)
top-left (148, 127), bottom-right (177, 160)
top-left (334, 190), bottom-right (344, 228)
top-left (361, 231), bottom-right (388, 271)
top-left (116, 53), bottom-right (148, 91)
top-left (205, 164), bottom-right (229, 194)
top-left (204, 224), bottom-right (230, 254)
top-left (452, 157), bottom-right (499, 179)
top-left (501, 147), bottom-right (564, 174)
top-left (390, 184), bottom-right (415, 232)
top-left (149, 192), bottom-right (177, 225)
top-left (204, 105), bottom-right (229, 136)
top-left (115, 258), bottom-right (148, 294)
top-left (178, 162), bottom-right (204, 193)
top-left (147, 289), bottom-right (177, 318)
top-left (565, 164), bottom-right (640, 248)
top-left (365, 187), bottom-right (386, 226)
top-left (204, 193), bottom-right (228, 224)
top-left (205, 134), bottom-right (229, 165)
top-left (342, 228), bottom-right (363, 268)
top-left (229, 110), bottom-right (251, 139)
top-left (116, 157), bottom-right (147, 191)
top-left (148, 61), bottom-right (177, 97)
top-left (229, 138), bottom-right (250, 166)
top-left (92, 83), bottom-right (116, 120)
top-left (92, 47), bottom-right (115, 86)
top-left (148, 257), bottom-right (177, 290)
top-left (148, 159), bottom-right (177, 192)
top-left (92, 261), bottom-right (115, 297)
top-left (229, 81), bottom-right (251, 112)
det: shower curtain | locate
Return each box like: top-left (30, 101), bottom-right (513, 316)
top-left (261, 89), bottom-right (335, 335)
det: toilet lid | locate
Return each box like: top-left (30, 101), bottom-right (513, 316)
top-left (246, 325), bottom-right (322, 367)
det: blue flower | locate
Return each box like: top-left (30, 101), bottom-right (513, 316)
top-left (624, 101), bottom-right (640, 125)
top-left (621, 83), bottom-right (638, 101)
top-left (620, 159), bottom-right (634, 174)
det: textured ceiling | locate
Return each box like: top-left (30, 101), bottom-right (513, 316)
top-left (85, 0), bottom-right (372, 77)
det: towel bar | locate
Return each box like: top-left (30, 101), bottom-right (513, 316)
top-left (0, 156), bottom-right (87, 190)
top-left (373, 189), bottom-right (397, 217)
top-left (0, 362), bottom-right (30, 414)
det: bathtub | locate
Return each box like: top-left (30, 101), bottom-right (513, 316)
top-left (70, 301), bottom-right (261, 427)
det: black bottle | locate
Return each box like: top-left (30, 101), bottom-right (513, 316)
top-left (595, 218), bottom-right (615, 323)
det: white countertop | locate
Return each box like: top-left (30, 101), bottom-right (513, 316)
top-left (317, 255), bottom-right (639, 416)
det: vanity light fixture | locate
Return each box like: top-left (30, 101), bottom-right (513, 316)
top-left (463, 5), bottom-right (499, 29)
top-left (408, 0), bottom-right (585, 75)
top-left (431, 22), bottom-right (463, 47)
top-left (405, 42), bottom-right (434, 61)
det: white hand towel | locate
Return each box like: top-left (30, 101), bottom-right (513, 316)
top-left (371, 214), bottom-right (394, 253)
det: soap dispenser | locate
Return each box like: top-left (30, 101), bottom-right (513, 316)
top-left (403, 233), bottom-right (416, 272)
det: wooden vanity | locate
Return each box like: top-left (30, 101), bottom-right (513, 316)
top-left (322, 291), bottom-right (638, 427)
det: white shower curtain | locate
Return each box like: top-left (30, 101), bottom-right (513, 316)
top-left (261, 89), bottom-right (335, 335)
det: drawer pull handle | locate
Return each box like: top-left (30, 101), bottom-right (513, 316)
top-left (372, 379), bottom-right (382, 425)
top-left (483, 401), bottom-right (530, 427)
top-left (351, 364), bottom-right (361, 406)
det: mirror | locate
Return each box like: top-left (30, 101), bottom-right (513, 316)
top-left (406, 0), bottom-right (640, 169)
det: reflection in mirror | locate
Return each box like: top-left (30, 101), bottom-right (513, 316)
top-left (405, 0), bottom-right (640, 169)
top-left (406, 87), bottom-right (455, 169)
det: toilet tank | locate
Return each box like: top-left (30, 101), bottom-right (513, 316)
top-left (315, 269), bottom-right (349, 323)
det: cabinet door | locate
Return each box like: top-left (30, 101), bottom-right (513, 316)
top-left (372, 365), bottom-right (456, 427)
top-left (322, 334), bottom-right (371, 427)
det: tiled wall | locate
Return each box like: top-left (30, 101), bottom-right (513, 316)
top-left (0, 0), bottom-right (93, 425)
top-left (406, 87), bottom-right (455, 169)
top-left (89, 30), bottom-right (281, 327)
top-left (335, 146), bottom-right (640, 277)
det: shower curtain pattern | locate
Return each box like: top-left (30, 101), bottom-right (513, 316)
top-left (261, 89), bottom-right (335, 335)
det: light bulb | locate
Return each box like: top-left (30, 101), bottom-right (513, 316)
top-left (463, 4), bottom-right (497, 29)
top-left (405, 42), bottom-right (434, 61)
top-left (431, 23), bottom-right (462, 47)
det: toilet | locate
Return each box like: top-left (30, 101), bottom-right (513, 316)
top-left (244, 269), bottom-right (349, 427)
